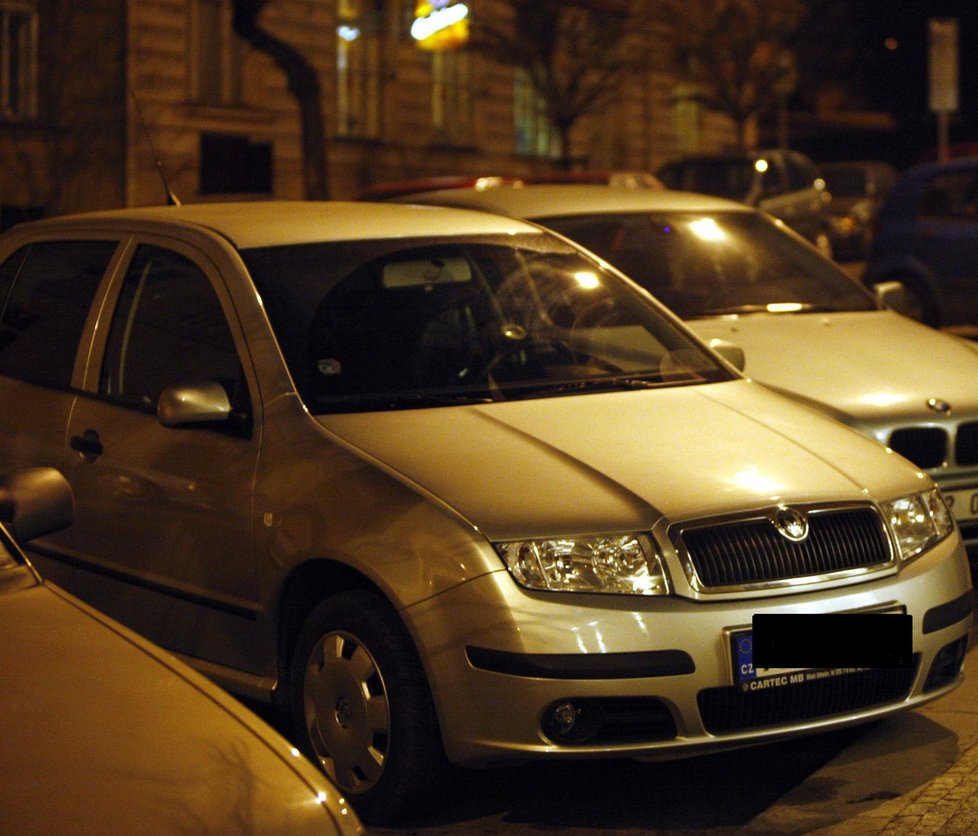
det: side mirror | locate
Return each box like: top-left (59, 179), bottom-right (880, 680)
top-left (708, 338), bottom-right (746, 372)
top-left (157, 380), bottom-right (233, 428)
top-left (874, 280), bottom-right (907, 312)
top-left (0, 467), bottom-right (74, 542)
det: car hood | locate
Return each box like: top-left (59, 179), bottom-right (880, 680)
top-left (318, 379), bottom-right (922, 541)
top-left (0, 583), bottom-right (361, 836)
top-left (687, 310), bottom-right (978, 428)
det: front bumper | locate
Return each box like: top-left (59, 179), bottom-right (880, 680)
top-left (404, 532), bottom-right (972, 766)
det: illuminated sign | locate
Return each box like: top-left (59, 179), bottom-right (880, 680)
top-left (412, 1), bottom-right (469, 51)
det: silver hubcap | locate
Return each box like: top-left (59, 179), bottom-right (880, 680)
top-left (303, 630), bottom-right (390, 793)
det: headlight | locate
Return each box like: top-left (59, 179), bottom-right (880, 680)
top-left (494, 534), bottom-right (669, 595)
top-left (883, 488), bottom-right (954, 562)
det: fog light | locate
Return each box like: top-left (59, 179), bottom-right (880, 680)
top-left (551, 701), bottom-right (580, 736)
top-left (542, 699), bottom-right (601, 743)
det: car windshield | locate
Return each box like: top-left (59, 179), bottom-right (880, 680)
top-left (539, 211), bottom-right (878, 319)
top-left (242, 234), bottom-right (731, 413)
top-left (658, 160), bottom-right (755, 200)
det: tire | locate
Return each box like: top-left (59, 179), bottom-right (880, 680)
top-left (289, 590), bottom-right (449, 824)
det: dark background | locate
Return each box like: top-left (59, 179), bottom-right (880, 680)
top-left (794, 0), bottom-right (978, 166)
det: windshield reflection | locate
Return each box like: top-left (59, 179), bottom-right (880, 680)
top-left (542, 212), bottom-right (877, 320)
top-left (243, 234), bottom-right (731, 413)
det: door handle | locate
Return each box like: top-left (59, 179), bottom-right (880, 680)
top-left (70, 428), bottom-right (104, 457)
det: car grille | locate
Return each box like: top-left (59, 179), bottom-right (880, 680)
top-left (887, 420), bottom-right (978, 469)
top-left (697, 661), bottom-right (919, 734)
top-left (673, 505), bottom-right (892, 591)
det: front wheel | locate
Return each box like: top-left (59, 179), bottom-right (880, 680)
top-left (289, 590), bottom-right (448, 824)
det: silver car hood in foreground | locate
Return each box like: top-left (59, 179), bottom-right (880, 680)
top-left (0, 583), bottom-right (361, 836)
top-left (688, 310), bottom-right (978, 425)
top-left (320, 379), bottom-right (923, 541)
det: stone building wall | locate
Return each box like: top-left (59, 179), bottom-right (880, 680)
top-left (0, 0), bottom-right (738, 217)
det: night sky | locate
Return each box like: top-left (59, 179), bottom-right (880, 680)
top-left (792, 1), bottom-right (978, 164)
top-left (849, 0), bottom-right (978, 120)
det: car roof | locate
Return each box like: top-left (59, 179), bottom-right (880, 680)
top-left (10, 200), bottom-right (540, 250)
top-left (392, 184), bottom-right (753, 219)
top-left (358, 171), bottom-right (664, 201)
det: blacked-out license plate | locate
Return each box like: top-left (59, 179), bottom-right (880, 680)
top-left (731, 611), bottom-right (912, 690)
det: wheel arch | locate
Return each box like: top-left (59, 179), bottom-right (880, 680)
top-left (273, 558), bottom-right (390, 707)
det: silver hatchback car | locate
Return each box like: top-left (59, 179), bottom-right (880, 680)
top-left (0, 202), bottom-right (971, 823)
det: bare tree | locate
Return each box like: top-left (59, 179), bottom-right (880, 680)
top-left (659, 0), bottom-right (805, 151)
top-left (230, 0), bottom-right (329, 199)
top-left (470, 0), bottom-right (650, 169)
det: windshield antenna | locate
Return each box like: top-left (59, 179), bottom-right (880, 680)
top-left (127, 83), bottom-right (181, 206)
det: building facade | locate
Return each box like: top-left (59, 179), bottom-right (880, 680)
top-left (0, 0), bottom-right (735, 222)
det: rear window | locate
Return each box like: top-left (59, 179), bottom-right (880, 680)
top-left (658, 160), bottom-right (755, 201)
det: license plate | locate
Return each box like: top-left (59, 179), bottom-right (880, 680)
top-left (943, 486), bottom-right (978, 522)
top-left (731, 631), bottom-right (808, 686)
top-left (729, 608), bottom-right (909, 692)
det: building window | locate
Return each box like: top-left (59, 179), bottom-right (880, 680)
top-left (514, 68), bottom-right (556, 158)
top-left (336, 0), bottom-right (381, 138)
top-left (0, 3), bottom-right (38, 119)
top-left (192, 0), bottom-right (243, 105)
top-left (431, 50), bottom-right (471, 145)
top-left (199, 133), bottom-right (272, 195)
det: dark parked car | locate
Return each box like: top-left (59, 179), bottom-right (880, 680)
top-left (865, 156), bottom-right (978, 327)
top-left (821, 160), bottom-right (898, 261)
top-left (657, 149), bottom-right (833, 257)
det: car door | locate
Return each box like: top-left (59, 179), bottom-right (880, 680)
top-left (47, 237), bottom-right (264, 675)
top-left (0, 238), bottom-right (120, 476)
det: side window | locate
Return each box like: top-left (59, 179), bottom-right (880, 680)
top-left (100, 245), bottom-right (251, 428)
top-left (0, 240), bottom-right (116, 388)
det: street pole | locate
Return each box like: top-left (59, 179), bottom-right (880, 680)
top-left (929, 18), bottom-right (958, 164)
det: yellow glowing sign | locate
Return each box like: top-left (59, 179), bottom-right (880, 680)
top-left (412, 1), bottom-right (470, 51)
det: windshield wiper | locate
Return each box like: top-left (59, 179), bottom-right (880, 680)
top-left (513, 374), bottom-right (670, 399)
top-left (319, 391), bottom-right (496, 412)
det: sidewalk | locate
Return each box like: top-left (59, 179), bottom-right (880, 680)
top-left (739, 626), bottom-right (978, 835)
top-left (822, 634), bottom-right (978, 835)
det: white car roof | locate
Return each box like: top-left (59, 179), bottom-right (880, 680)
top-left (393, 185), bottom-right (754, 219)
top-left (12, 200), bottom-right (541, 249)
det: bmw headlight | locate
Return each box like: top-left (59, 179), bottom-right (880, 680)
top-left (494, 535), bottom-right (669, 595)
top-left (883, 488), bottom-right (954, 562)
